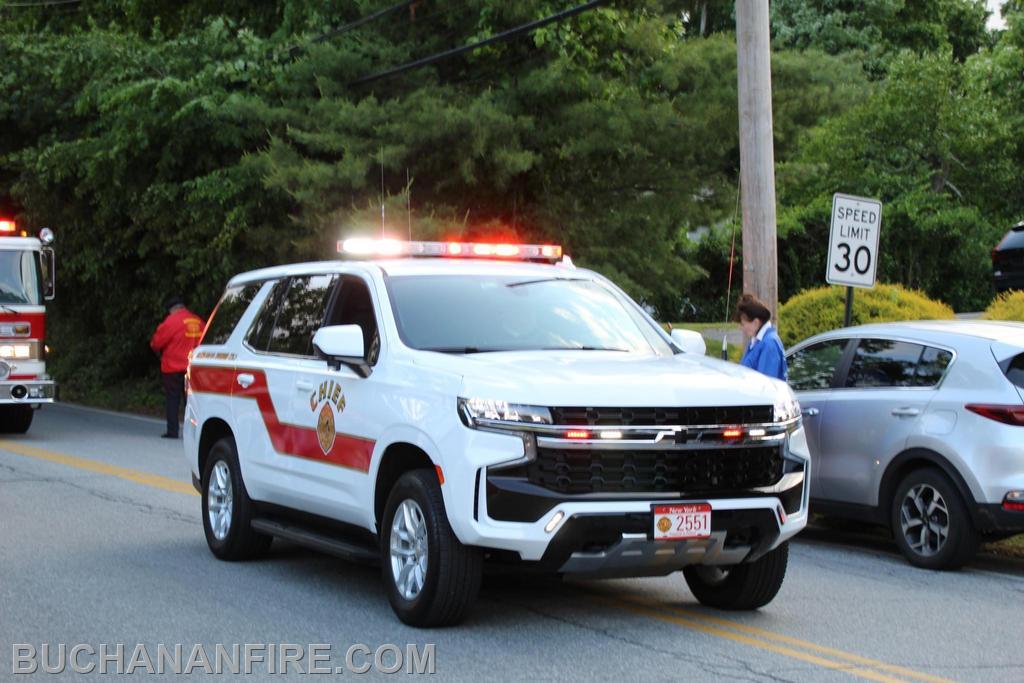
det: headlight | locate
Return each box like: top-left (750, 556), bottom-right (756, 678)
top-left (773, 395), bottom-right (801, 423)
top-left (0, 343), bottom-right (36, 360)
top-left (458, 397), bottom-right (552, 427)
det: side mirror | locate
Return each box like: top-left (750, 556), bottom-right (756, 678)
top-left (671, 328), bottom-right (706, 355)
top-left (40, 248), bottom-right (55, 301)
top-left (312, 325), bottom-right (370, 377)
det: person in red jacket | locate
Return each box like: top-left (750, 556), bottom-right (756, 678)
top-left (150, 297), bottom-right (205, 438)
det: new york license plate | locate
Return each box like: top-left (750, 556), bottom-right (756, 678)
top-left (652, 503), bottom-right (712, 540)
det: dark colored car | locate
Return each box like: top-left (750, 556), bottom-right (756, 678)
top-left (993, 222), bottom-right (1024, 293)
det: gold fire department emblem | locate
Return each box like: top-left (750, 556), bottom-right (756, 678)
top-left (310, 379), bottom-right (346, 455)
top-left (657, 516), bottom-right (672, 533)
top-left (317, 402), bottom-right (336, 454)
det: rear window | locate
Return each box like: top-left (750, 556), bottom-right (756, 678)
top-left (997, 227), bottom-right (1024, 251)
top-left (1005, 353), bottom-right (1024, 389)
top-left (201, 283), bottom-right (261, 346)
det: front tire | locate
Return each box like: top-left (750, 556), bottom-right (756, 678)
top-left (891, 469), bottom-right (978, 570)
top-left (683, 542), bottom-right (789, 610)
top-left (0, 405), bottom-right (33, 433)
top-left (201, 436), bottom-right (272, 561)
top-left (381, 469), bottom-right (482, 627)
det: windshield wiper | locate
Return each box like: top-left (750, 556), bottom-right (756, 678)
top-left (0, 304), bottom-right (16, 314)
top-left (506, 277), bottom-right (576, 288)
top-left (422, 347), bottom-right (500, 354)
top-left (536, 346), bottom-right (631, 352)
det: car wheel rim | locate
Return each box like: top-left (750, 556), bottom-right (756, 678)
top-left (207, 461), bottom-right (233, 541)
top-left (899, 484), bottom-right (949, 557)
top-left (390, 499), bottom-right (428, 601)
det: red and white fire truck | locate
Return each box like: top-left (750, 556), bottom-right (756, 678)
top-left (0, 218), bottom-right (56, 433)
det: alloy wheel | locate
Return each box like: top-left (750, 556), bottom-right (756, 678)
top-left (899, 483), bottom-right (949, 557)
top-left (207, 460), bottom-right (234, 541)
top-left (390, 499), bottom-right (429, 600)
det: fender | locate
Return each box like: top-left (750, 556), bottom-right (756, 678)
top-left (879, 448), bottom-right (981, 527)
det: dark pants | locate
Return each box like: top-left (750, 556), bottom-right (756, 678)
top-left (162, 372), bottom-right (185, 437)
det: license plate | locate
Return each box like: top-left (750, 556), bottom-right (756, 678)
top-left (652, 503), bottom-right (712, 540)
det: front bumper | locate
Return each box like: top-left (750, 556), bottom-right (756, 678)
top-left (0, 380), bottom-right (56, 404)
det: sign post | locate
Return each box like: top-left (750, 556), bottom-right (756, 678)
top-left (826, 193), bottom-right (883, 327)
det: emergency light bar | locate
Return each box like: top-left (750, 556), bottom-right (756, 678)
top-left (0, 220), bottom-right (16, 234)
top-left (338, 238), bottom-right (563, 262)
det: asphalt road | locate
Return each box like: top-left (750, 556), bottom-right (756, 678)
top-left (2, 404), bottom-right (1023, 682)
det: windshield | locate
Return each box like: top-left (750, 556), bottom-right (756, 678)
top-left (387, 274), bottom-right (673, 355)
top-left (0, 251), bottom-right (41, 305)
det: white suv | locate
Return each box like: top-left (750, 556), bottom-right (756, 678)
top-left (184, 240), bottom-right (809, 626)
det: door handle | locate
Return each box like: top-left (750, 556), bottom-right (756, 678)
top-left (891, 407), bottom-right (921, 417)
top-left (801, 407), bottom-right (820, 417)
top-left (296, 380), bottom-right (316, 391)
top-left (236, 373), bottom-right (255, 389)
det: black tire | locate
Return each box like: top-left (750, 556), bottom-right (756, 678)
top-left (201, 436), bottom-right (272, 561)
top-left (381, 469), bottom-right (482, 627)
top-left (0, 405), bottom-right (33, 433)
top-left (891, 468), bottom-right (978, 570)
top-left (683, 542), bottom-right (789, 610)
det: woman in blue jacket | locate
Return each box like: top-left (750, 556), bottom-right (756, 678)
top-left (736, 293), bottom-right (787, 381)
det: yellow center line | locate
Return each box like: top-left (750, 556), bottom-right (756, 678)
top-left (594, 597), bottom-right (914, 683)
top-left (0, 439), bottom-right (198, 497)
top-left (618, 595), bottom-right (955, 683)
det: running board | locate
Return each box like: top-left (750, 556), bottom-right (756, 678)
top-left (251, 518), bottom-right (379, 565)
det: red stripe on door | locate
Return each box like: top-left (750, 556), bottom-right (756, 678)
top-left (189, 365), bottom-right (373, 472)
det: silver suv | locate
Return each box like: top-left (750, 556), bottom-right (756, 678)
top-left (786, 321), bottom-right (1024, 569)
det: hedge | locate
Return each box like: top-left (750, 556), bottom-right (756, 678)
top-left (778, 284), bottom-right (955, 347)
top-left (983, 290), bottom-right (1024, 322)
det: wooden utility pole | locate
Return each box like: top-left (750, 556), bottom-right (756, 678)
top-left (735, 0), bottom-right (778, 316)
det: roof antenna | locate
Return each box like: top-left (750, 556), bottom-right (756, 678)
top-left (380, 145), bottom-right (385, 238)
top-left (406, 168), bottom-right (412, 240)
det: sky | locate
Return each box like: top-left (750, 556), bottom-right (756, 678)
top-left (988, 0), bottom-right (1008, 30)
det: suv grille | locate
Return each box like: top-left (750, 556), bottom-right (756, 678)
top-left (549, 405), bottom-right (773, 427)
top-left (527, 446), bottom-right (783, 495)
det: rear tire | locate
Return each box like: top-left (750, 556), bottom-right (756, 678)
top-left (891, 468), bottom-right (978, 570)
top-left (381, 469), bottom-right (482, 627)
top-left (683, 542), bottom-right (789, 610)
top-left (201, 436), bottom-right (272, 561)
top-left (0, 405), bottom-right (33, 433)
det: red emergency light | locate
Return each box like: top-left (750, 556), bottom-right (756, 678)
top-left (338, 239), bottom-right (563, 262)
top-left (0, 220), bottom-right (16, 234)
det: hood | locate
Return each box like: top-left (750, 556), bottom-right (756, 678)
top-left (413, 350), bottom-right (787, 408)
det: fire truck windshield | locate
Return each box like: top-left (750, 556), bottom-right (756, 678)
top-left (0, 251), bottom-right (42, 305)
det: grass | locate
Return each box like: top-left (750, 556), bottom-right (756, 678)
top-left (984, 533), bottom-right (1024, 560)
top-left (668, 322), bottom-right (744, 362)
top-left (59, 376), bottom-right (165, 418)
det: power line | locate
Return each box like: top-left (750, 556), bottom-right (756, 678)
top-left (348, 0), bottom-right (606, 87)
top-left (287, 0), bottom-right (415, 55)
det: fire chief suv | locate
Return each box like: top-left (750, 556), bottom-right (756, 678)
top-left (184, 239), bottom-right (809, 626)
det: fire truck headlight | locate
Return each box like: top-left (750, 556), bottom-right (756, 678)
top-left (0, 344), bottom-right (35, 360)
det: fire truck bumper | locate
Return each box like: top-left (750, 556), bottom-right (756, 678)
top-left (0, 380), bottom-right (56, 403)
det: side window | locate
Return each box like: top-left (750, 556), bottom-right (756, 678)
top-left (788, 339), bottom-right (848, 391)
top-left (846, 339), bottom-right (924, 388)
top-left (202, 283), bottom-right (261, 346)
top-left (1002, 352), bottom-right (1024, 389)
top-left (246, 280), bottom-right (287, 352)
top-left (915, 346), bottom-right (953, 387)
top-left (267, 274), bottom-right (337, 357)
top-left (325, 276), bottom-right (381, 365)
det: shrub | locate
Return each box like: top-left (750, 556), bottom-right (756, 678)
top-left (983, 291), bottom-right (1024, 322)
top-left (778, 284), bottom-right (955, 347)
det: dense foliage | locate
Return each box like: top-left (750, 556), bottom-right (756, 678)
top-left (984, 290), bottom-right (1024, 321)
top-left (777, 284), bottom-right (955, 347)
top-left (0, 0), bottom-right (1020, 392)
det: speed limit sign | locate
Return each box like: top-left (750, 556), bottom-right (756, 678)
top-left (827, 193), bottom-right (882, 288)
